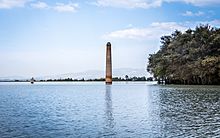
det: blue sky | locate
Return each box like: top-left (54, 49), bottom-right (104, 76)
top-left (0, 0), bottom-right (220, 77)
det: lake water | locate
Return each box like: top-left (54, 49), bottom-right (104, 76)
top-left (0, 82), bottom-right (219, 137)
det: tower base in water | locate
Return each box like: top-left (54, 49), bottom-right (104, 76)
top-left (105, 78), bottom-right (112, 85)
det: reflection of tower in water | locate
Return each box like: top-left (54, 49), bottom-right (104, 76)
top-left (103, 85), bottom-right (115, 135)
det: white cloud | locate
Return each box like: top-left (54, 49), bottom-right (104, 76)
top-left (31, 1), bottom-right (79, 12)
top-left (94, 0), bottom-right (162, 9)
top-left (103, 22), bottom-right (187, 40)
top-left (182, 11), bottom-right (204, 16)
top-left (53, 2), bottom-right (79, 12)
top-left (30, 1), bottom-right (48, 9)
top-left (0, 0), bottom-right (29, 9)
top-left (0, 0), bottom-right (79, 12)
top-left (103, 20), bottom-right (220, 40)
top-left (174, 0), bottom-right (220, 6)
top-left (94, 0), bottom-right (220, 8)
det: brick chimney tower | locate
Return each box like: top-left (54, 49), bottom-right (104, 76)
top-left (106, 42), bottom-right (112, 85)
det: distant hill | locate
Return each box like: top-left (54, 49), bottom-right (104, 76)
top-left (37, 68), bottom-right (150, 80)
top-left (0, 76), bottom-right (28, 81)
top-left (0, 68), bottom-right (151, 81)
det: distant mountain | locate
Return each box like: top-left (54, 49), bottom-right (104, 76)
top-left (36, 70), bottom-right (104, 80)
top-left (0, 76), bottom-right (28, 81)
top-left (0, 68), bottom-right (151, 81)
top-left (113, 68), bottom-right (150, 78)
top-left (37, 68), bottom-right (151, 80)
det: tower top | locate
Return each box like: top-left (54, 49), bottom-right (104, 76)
top-left (106, 42), bottom-right (111, 46)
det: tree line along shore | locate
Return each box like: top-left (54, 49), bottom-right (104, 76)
top-left (0, 76), bottom-right (153, 82)
top-left (147, 24), bottom-right (220, 85)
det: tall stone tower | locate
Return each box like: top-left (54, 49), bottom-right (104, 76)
top-left (106, 42), bottom-right (112, 85)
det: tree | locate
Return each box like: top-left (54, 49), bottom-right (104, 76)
top-left (147, 24), bottom-right (220, 85)
top-left (125, 75), bottom-right (129, 81)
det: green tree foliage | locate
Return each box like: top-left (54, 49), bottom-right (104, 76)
top-left (147, 25), bottom-right (220, 85)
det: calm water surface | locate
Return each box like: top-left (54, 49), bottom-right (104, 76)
top-left (0, 82), bottom-right (219, 137)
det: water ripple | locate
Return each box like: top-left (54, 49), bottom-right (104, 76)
top-left (0, 83), bottom-right (219, 137)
